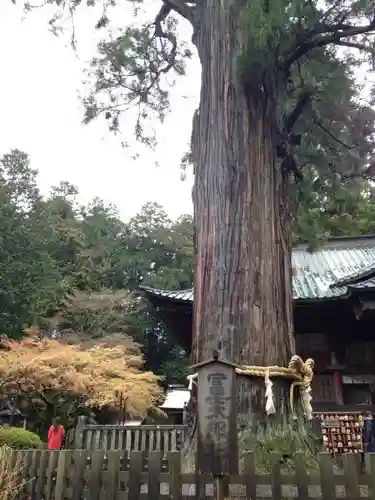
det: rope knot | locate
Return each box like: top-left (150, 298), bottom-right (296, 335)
top-left (288, 355), bottom-right (315, 420)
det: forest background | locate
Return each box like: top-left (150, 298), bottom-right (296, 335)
top-left (2, 147), bottom-right (375, 389)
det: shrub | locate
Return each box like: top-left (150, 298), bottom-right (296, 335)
top-left (239, 415), bottom-right (322, 473)
top-left (0, 427), bottom-right (42, 450)
top-left (0, 445), bottom-right (26, 500)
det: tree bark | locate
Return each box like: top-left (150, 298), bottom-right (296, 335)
top-left (191, 1), bottom-right (295, 422)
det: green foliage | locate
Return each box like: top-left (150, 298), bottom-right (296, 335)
top-left (293, 171), bottom-right (375, 246)
top-left (250, 2), bottom-right (375, 193)
top-left (79, 199), bottom-right (128, 290)
top-left (239, 417), bottom-right (322, 473)
top-left (238, 0), bottom-right (299, 67)
top-left (137, 318), bottom-right (190, 386)
top-left (0, 150), bottom-right (65, 336)
top-left (19, 1), bottom-right (375, 438)
top-left (158, 348), bottom-right (190, 385)
top-left (3, 147), bottom-right (375, 387)
top-left (125, 202), bottom-right (194, 290)
top-left (21, 2), bottom-right (375, 292)
top-left (51, 290), bottom-right (135, 341)
top-left (3, 144), bottom-right (375, 390)
top-left (0, 150), bottom-right (191, 386)
top-left (181, 416), bottom-right (323, 474)
top-left (22, 2), bottom-right (375, 244)
top-left (0, 427), bottom-right (42, 450)
top-left (82, 5), bottom-right (192, 146)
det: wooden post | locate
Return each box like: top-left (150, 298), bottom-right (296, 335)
top-left (333, 371), bottom-right (344, 405)
top-left (182, 402), bottom-right (188, 426)
top-left (74, 415), bottom-right (87, 449)
top-left (192, 352), bottom-right (238, 484)
top-left (327, 352), bottom-right (345, 405)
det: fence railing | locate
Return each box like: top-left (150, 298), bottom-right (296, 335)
top-left (13, 449), bottom-right (375, 499)
top-left (67, 424), bottom-right (187, 452)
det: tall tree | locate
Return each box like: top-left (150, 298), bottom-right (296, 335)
top-left (0, 148), bottom-right (192, 383)
top-left (79, 198), bottom-right (128, 290)
top-left (0, 151), bottom-right (64, 336)
top-left (293, 172), bottom-right (375, 246)
top-left (126, 202), bottom-right (194, 289)
top-left (31, 0), bottom-right (375, 419)
top-left (42, 182), bottom-right (88, 291)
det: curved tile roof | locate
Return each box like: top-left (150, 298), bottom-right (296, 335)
top-left (141, 235), bottom-right (375, 302)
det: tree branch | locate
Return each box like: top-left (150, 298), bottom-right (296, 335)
top-left (335, 40), bottom-right (374, 52)
top-left (164, 0), bottom-right (195, 25)
top-left (152, 0), bottom-right (195, 82)
top-left (154, 4), bottom-right (178, 74)
top-left (285, 91), bottom-right (313, 133)
top-left (327, 162), bottom-right (364, 180)
top-left (284, 17), bottom-right (375, 70)
top-left (313, 117), bottom-right (371, 177)
top-left (320, 0), bottom-right (346, 24)
top-left (313, 117), bottom-right (354, 150)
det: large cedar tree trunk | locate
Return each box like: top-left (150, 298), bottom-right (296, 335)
top-left (191, 1), bottom-right (295, 422)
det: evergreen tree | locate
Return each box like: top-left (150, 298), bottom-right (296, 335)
top-left (31, 0), bottom-right (375, 419)
top-left (0, 150), bottom-right (192, 382)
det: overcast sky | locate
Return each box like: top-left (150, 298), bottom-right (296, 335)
top-left (0, 1), bottom-right (199, 220)
top-left (2, 3), bottom-right (374, 222)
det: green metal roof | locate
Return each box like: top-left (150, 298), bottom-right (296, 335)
top-left (141, 235), bottom-right (375, 303)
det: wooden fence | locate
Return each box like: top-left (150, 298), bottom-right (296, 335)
top-left (67, 424), bottom-right (187, 453)
top-left (12, 449), bottom-right (375, 499)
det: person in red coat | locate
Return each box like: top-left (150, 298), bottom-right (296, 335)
top-left (48, 418), bottom-right (65, 450)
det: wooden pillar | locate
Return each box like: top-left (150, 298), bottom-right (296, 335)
top-left (328, 351), bottom-right (344, 405)
top-left (74, 415), bottom-right (87, 449)
top-left (182, 402), bottom-right (188, 426)
top-left (333, 371), bottom-right (344, 405)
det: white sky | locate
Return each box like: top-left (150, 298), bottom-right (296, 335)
top-left (0, 1), bottom-right (200, 220)
top-left (1, 3), bottom-right (374, 222)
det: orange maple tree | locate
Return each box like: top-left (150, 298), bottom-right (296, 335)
top-left (0, 334), bottom-right (163, 422)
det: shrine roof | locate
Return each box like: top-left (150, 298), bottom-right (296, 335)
top-left (141, 235), bottom-right (375, 303)
top-left (160, 386), bottom-right (190, 410)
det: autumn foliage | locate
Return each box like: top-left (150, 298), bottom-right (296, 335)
top-left (0, 334), bottom-right (163, 420)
